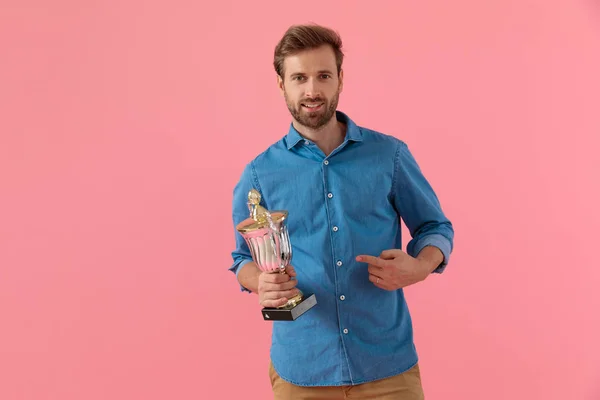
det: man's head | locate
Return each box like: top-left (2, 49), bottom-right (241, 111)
top-left (273, 24), bottom-right (344, 130)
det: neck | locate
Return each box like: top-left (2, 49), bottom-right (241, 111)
top-left (293, 115), bottom-right (346, 156)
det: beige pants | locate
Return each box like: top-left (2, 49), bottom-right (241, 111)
top-left (269, 361), bottom-right (425, 400)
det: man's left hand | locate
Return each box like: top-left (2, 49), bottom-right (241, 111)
top-left (356, 248), bottom-right (440, 291)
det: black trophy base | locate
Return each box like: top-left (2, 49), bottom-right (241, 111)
top-left (261, 293), bottom-right (317, 321)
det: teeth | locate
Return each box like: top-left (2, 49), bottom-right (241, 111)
top-left (303, 103), bottom-right (322, 108)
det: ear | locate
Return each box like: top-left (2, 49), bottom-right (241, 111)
top-left (277, 75), bottom-right (285, 96)
top-left (338, 69), bottom-right (344, 93)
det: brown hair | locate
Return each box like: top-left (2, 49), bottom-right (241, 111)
top-left (273, 24), bottom-right (344, 79)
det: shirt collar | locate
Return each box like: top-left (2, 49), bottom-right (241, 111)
top-left (285, 110), bottom-right (363, 150)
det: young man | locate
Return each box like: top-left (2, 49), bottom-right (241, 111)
top-left (229, 24), bottom-right (454, 399)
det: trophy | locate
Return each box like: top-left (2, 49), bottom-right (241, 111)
top-left (235, 188), bottom-right (317, 321)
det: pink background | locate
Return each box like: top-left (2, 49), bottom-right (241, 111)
top-left (1, 1), bottom-right (599, 399)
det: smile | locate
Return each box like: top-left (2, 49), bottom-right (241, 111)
top-left (302, 103), bottom-right (324, 111)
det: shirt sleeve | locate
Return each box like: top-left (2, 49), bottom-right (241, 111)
top-left (391, 140), bottom-right (455, 273)
top-left (229, 162), bottom-right (259, 292)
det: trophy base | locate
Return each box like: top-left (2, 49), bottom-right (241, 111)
top-left (261, 293), bottom-right (317, 321)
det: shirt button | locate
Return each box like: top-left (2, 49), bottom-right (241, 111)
top-left (332, 226), bottom-right (338, 232)
top-left (324, 160), bottom-right (329, 165)
top-left (304, 140), bottom-right (310, 145)
top-left (336, 260), bottom-right (343, 267)
top-left (327, 193), bottom-right (333, 198)
top-left (340, 295), bottom-right (345, 300)
top-left (343, 329), bottom-right (349, 334)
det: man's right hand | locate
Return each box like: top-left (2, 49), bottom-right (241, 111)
top-left (258, 265), bottom-right (300, 308)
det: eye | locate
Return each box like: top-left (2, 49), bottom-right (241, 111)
top-left (320, 74), bottom-right (331, 79)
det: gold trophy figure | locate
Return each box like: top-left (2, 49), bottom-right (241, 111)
top-left (236, 189), bottom-right (317, 321)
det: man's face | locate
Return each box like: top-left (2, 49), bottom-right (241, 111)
top-left (278, 45), bottom-right (343, 130)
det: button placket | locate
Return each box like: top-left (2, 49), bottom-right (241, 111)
top-left (322, 155), bottom-right (347, 337)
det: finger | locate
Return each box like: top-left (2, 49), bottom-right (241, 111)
top-left (285, 265), bottom-right (297, 277)
top-left (368, 273), bottom-right (386, 289)
top-left (263, 287), bottom-right (301, 299)
top-left (261, 272), bottom-right (292, 284)
top-left (379, 249), bottom-right (404, 260)
top-left (369, 273), bottom-right (392, 291)
top-left (260, 279), bottom-right (298, 292)
top-left (368, 273), bottom-right (381, 285)
top-left (368, 264), bottom-right (384, 276)
top-left (261, 289), bottom-right (300, 306)
top-left (357, 254), bottom-right (389, 269)
top-left (261, 297), bottom-right (289, 308)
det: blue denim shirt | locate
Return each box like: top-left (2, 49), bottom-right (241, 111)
top-left (229, 111), bottom-right (454, 387)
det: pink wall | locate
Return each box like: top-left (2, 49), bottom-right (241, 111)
top-left (1, 1), bottom-right (599, 399)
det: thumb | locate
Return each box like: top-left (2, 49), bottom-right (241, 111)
top-left (379, 249), bottom-right (405, 259)
top-left (285, 264), bottom-right (297, 277)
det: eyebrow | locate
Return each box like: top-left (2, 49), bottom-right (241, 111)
top-left (290, 70), bottom-right (335, 77)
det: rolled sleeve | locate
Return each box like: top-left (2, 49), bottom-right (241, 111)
top-left (229, 162), bottom-right (261, 293)
top-left (392, 141), bottom-right (455, 273)
top-left (229, 258), bottom-right (253, 292)
top-left (409, 233), bottom-right (453, 273)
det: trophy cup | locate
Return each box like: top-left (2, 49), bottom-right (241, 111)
top-left (235, 188), bottom-right (317, 321)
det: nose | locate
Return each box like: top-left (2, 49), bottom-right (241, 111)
top-left (304, 77), bottom-right (322, 99)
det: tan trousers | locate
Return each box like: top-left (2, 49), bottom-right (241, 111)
top-left (269, 361), bottom-right (425, 400)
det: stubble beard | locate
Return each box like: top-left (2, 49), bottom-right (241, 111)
top-left (284, 90), bottom-right (340, 131)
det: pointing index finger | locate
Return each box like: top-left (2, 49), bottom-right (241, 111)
top-left (356, 255), bottom-right (387, 268)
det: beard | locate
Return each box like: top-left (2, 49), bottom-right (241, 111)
top-left (284, 90), bottom-right (340, 130)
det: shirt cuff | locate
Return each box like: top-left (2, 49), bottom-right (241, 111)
top-left (411, 234), bottom-right (452, 274)
top-left (230, 258), bottom-right (253, 293)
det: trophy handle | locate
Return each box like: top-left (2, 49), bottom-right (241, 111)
top-left (266, 221), bottom-right (287, 274)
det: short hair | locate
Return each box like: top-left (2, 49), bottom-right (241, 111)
top-left (273, 24), bottom-right (344, 79)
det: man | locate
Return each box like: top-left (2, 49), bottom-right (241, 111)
top-left (229, 23), bottom-right (454, 399)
